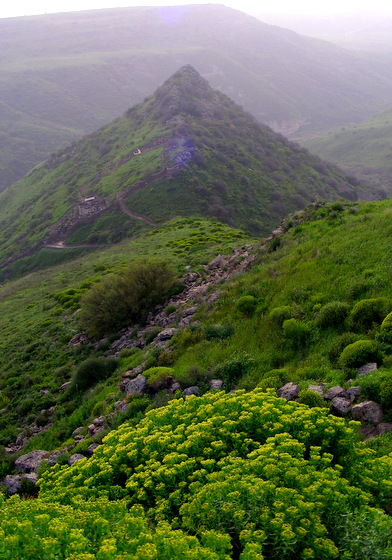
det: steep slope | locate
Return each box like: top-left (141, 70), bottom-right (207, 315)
top-left (303, 107), bottom-right (392, 193)
top-left (0, 65), bottom-right (365, 276)
top-left (2, 4), bottom-right (392, 189)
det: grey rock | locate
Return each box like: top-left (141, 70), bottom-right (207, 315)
top-left (88, 444), bottom-right (100, 455)
top-left (15, 450), bottom-right (49, 473)
top-left (331, 397), bottom-right (352, 417)
top-left (4, 475), bottom-right (21, 495)
top-left (93, 416), bottom-right (105, 427)
top-left (72, 426), bottom-right (84, 436)
top-left (181, 306), bottom-right (198, 318)
top-left (23, 472), bottom-right (38, 485)
top-left (183, 386), bottom-right (199, 397)
top-left (208, 255), bottom-right (227, 270)
top-left (46, 450), bottom-right (62, 466)
top-left (358, 363), bottom-right (378, 377)
top-left (168, 381), bottom-right (181, 394)
top-left (324, 386), bottom-right (348, 401)
top-left (277, 382), bottom-right (300, 401)
top-left (178, 316), bottom-right (193, 329)
top-left (114, 400), bottom-right (128, 412)
top-left (121, 374), bottom-right (148, 396)
top-left (60, 381), bottom-right (72, 392)
top-left (40, 389), bottom-right (50, 395)
top-left (209, 379), bottom-right (223, 390)
top-left (347, 386), bottom-right (361, 403)
top-left (157, 328), bottom-right (178, 341)
top-left (68, 453), bottom-right (85, 466)
top-left (307, 384), bottom-right (325, 397)
top-left (352, 401), bottom-right (384, 425)
top-left (377, 423), bottom-right (392, 436)
top-left (74, 435), bottom-right (85, 442)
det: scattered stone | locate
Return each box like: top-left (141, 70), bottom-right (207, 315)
top-left (72, 426), bottom-right (84, 436)
top-left (209, 379), bottom-right (223, 390)
top-left (347, 387), bottom-right (361, 403)
top-left (114, 400), bottom-right (128, 412)
top-left (121, 374), bottom-right (148, 396)
top-left (277, 382), bottom-right (300, 401)
top-left (93, 416), bottom-right (105, 427)
top-left (4, 475), bottom-right (22, 495)
top-left (307, 384), bottom-right (325, 397)
top-left (357, 363), bottom-right (378, 377)
top-left (168, 381), bottom-right (181, 394)
top-left (40, 389), bottom-right (50, 395)
top-left (331, 397), bottom-right (352, 417)
top-left (377, 423), bottom-right (392, 436)
top-left (15, 450), bottom-right (49, 474)
top-left (60, 381), bottom-right (72, 392)
top-left (324, 386), bottom-right (348, 401)
top-left (181, 306), bottom-right (198, 318)
top-left (15, 433), bottom-right (29, 447)
top-left (183, 386), bottom-right (199, 397)
top-left (74, 435), bottom-right (85, 442)
top-left (88, 444), bottom-right (100, 455)
top-left (352, 401), bottom-right (383, 425)
top-left (157, 328), bottom-right (178, 341)
top-left (46, 450), bottom-right (62, 466)
top-left (69, 333), bottom-right (88, 348)
top-left (68, 453), bottom-right (85, 466)
top-left (208, 255), bottom-right (227, 270)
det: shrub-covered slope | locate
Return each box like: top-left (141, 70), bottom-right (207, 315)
top-left (3, 4), bottom-right (392, 189)
top-left (303, 107), bottom-right (392, 194)
top-left (0, 65), bottom-right (365, 275)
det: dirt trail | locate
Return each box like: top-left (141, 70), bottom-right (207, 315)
top-left (116, 195), bottom-right (157, 226)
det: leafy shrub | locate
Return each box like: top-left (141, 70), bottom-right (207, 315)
top-left (349, 297), bottom-right (392, 332)
top-left (339, 340), bottom-right (381, 370)
top-left (298, 389), bottom-right (328, 408)
top-left (165, 304), bottom-right (177, 316)
top-left (314, 301), bottom-right (350, 329)
top-left (377, 311), bottom-right (392, 344)
top-left (283, 318), bottom-right (311, 349)
top-left (213, 353), bottom-right (255, 389)
top-left (71, 358), bottom-right (118, 391)
top-left (204, 324), bottom-right (234, 341)
top-left (257, 375), bottom-right (281, 391)
top-left (270, 305), bottom-right (293, 326)
top-left (338, 509), bottom-right (392, 559)
top-left (144, 367), bottom-right (174, 391)
top-left (79, 259), bottom-right (178, 336)
top-left (328, 332), bottom-right (363, 364)
top-left (235, 295), bottom-right (257, 316)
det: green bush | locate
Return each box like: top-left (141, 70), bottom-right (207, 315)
top-left (283, 318), bottom-right (311, 349)
top-left (204, 324), bottom-right (234, 341)
top-left (270, 305), bottom-right (293, 326)
top-left (235, 295), bottom-right (257, 316)
top-left (314, 301), bottom-right (350, 329)
top-left (298, 389), bottom-right (328, 408)
top-left (79, 259), bottom-right (178, 336)
top-left (71, 358), bottom-right (118, 392)
top-left (144, 327), bottom-right (162, 345)
top-left (377, 311), bottom-right (392, 344)
top-left (144, 367), bottom-right (174, 391)
top-left (339, 340), bottom-right (381, 370)
top-left (257, 375), bottom-right (281, 391)
top-left (328, 332), bottom-right (363, 364)
top-left (349, 297), bottom-right (392, 333)
top-left (165, 304), bottom-right (177, 316)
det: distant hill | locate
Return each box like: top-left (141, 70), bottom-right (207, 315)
top-left (303, 107), bottom-right (392, 194)
top-left (0, 65), bottom-right (367, 277)
top-left (255, 11), bottom-right (392, 53)
top-left (2, 4), bottom-right (392, 189)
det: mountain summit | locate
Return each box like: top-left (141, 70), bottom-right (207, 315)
top-left (0, 65), bottom-right (366, 274)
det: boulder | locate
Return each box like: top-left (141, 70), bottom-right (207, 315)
top-left (4, 475), bottom-right (21, 495)
top-left (357, 363), bottom-right (378, 377)
top-left (307, 384), bottom-right (325, 397)
top-left (331, 397), bottom-right (352, 417)
top-left (168, 381), bottom-right (181, 394)
top-left (183, 386), bottom-right (199, 397)
top-left (46, 450), bottom-right (62, 466)
top-left (181, 306), bottom-right (198, 318)
top-left (352, 401), bottom-right (383, 425)
top-left (15, 450), bottom-right (49, 473)
top-left (114, 400), bottom-right (128, 412)
top-left (347, 386), bottom-right (361, 403)
top-left (324, 386), bottom-right (348, 401)
top-left (88, 443), bottom-right (100, 455)
top-left (208, 255), bottom-right (227, 270)
top-left (157, 328), bottom-right (178, 341)
top-left (68, 454), bottom-right (85, 466)
top-left (121, 374), bottom-right (148, 396)
top-left (277, 382), bottom-right (300, 401)
top-left (209, 379), bottom-right (223, 390)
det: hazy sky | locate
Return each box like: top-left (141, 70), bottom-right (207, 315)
top-left (1, 0), bottom-right (392, 19)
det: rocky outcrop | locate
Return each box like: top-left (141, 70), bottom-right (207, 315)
top-left (357, 363), bottom-right (378, 377)
top-left (352, 401), bottom-right (384, 425)
top-left (121, 374), bottom-right (149, 397)
top-left (277, 382), bottom-right (300, 401)
top-left (15, 450), bottom-right (49, 473)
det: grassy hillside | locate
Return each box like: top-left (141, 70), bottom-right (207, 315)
top-left (2, 5), bottom-right (392, 189)
top-left (304, 107), bottom-right (392, 194)
top-left (0, 65), bottom-right (364, 277)
top-left (2, 200), bottom-right (392, 557)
